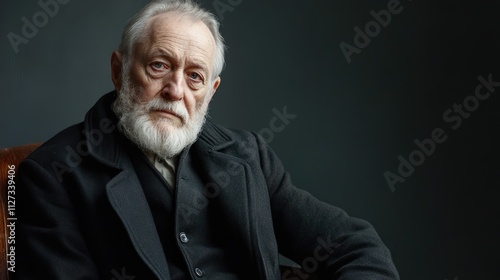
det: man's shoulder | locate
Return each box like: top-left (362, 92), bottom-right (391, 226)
top-left (26, 91), bottom-right (117, 165)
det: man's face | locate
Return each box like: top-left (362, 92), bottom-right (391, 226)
top-left (129, 12), bottom-right (219, 129)
top-left (112, 12), bottom-right (221, 157)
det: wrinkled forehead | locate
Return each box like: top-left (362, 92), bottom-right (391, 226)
top-left (135, 12), bottom-right (217, 70)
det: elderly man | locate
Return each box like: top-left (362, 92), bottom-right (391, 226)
top-left (17, 0), bottom-right (399, 279)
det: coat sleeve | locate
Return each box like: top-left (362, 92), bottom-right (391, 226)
top-left (254, 133), bottom-right (400, 279)
top-left (16, 158), bottom-right (100, 280)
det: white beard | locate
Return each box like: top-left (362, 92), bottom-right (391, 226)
top-left (112, 75), bottom-right (209, 159)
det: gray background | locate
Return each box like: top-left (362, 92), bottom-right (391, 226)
top-left (1, 0), bottom-right (499, 279)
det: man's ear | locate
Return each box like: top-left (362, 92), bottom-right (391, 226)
top-left (207, 76), bottom-right (221, 102)
top-left (111, 50), bottom-right (123, 91)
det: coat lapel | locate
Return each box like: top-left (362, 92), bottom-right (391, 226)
top-left (201, 150), bottom-right (280, 280)
top-left (189, 122), bottom-right (280, 279)
top-left (83, 92), bottom-right (170, 279)
top-left (106, 168), bottom-right (171, 280)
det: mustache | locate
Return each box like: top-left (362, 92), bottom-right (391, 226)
top-left (143, 98), bottom-right (189, 122)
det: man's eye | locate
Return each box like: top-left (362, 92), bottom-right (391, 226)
top-left (151, 62), bottom-right (165, 70)
top-left (189, 72), bottom-right (201, 81)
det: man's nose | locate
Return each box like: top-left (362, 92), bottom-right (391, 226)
top-left (161, 71), bottom-right (184, 101)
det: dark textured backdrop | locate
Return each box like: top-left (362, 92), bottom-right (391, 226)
top-left (1, 0), bottom-right (499, 279)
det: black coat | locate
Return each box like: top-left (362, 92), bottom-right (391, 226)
top-left (16, 92), bottom-right (399, 279)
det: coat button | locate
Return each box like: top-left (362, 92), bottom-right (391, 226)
top-left (194, 267), bottom-right (204, 277)
top-left (179, 232), bottom-right (189, 243)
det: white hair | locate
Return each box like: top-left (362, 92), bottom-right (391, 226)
top-left (119, 0), bottom-right (225, 80)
